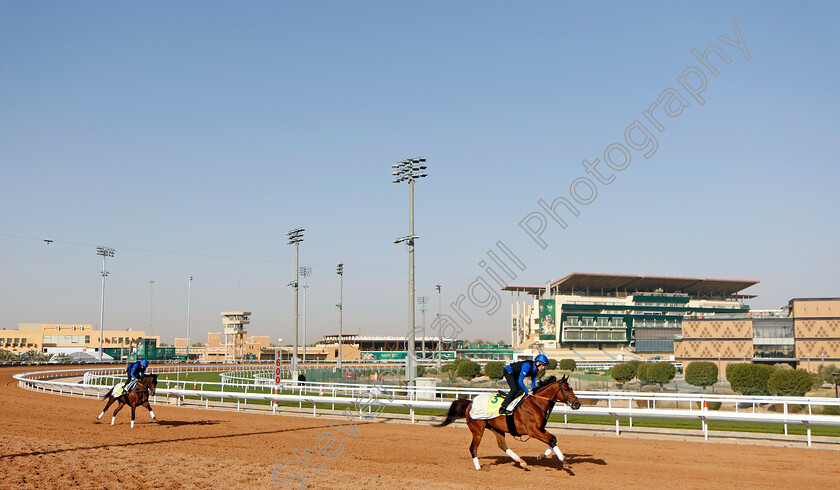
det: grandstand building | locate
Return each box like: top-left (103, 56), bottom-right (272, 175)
top-left (504, 273), bottom-right (758, 363)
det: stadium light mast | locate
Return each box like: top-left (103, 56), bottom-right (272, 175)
top-left (435, 284), bottom-right (442, 368)
top-left (96, 246), bottom-right (115, 362)
top-left (417, 296), bottom-right (428, 359)
top-left (299, 266), bottom-right (312, 364)
top-left (287, 228), bottom-right (304, 380)
top-left (392, 157), bottom-right (427, 385)
top-left (186, 275), bottom-right (193, 359)
top-left (336, 263), bottom-right (344, 369)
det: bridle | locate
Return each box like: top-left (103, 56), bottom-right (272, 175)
top-left (127, 378), bottom-right (155, 397)
top-left (530, 379), bottom-right (576, 408)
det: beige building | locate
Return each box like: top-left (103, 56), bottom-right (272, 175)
top-left (0, 323), bottom-right (156, 358)
top-left (792, 298), bottom-right (840, 371)
top-left (674, 318), bottom-right (754, 372)
top-left (675, 298), bottom-right (840, 372)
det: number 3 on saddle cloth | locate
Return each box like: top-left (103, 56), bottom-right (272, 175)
top-left (468, 392), bottom-right (526, 420)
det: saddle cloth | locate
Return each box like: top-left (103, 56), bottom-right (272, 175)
top-left (468, 392), bottom-right (525, 420)
top-left (114, 381), bottom-right (136, 397)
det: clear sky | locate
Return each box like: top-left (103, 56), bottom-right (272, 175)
top-left (1, 2), bottom-right (838, 345)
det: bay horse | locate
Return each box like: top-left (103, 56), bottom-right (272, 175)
top-left (437, 375), bottom-right (581, 470)
top-left (97, 374), bottom-right (159, 428)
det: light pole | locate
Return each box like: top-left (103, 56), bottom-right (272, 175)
top-left (187, 275), bottom-right (193, 360)
top-left (392, 157), bottom-right (427, 385)
top-left (417, 296), bottom-right (428, 359)
top-left (299, 266), bottom-right (311, 365)
top-left (435, 284), bottom-right (442, 368)
top-left (336, 263), bottom-right (344, 369)
top-left (96, 246), bottom-right (115, 362)
top-left (287, 228), bottom-right (304, 380)
top-left (149, 280), bottom-right (155, 337)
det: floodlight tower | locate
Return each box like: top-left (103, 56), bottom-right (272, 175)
top-left (96, 246), bottom-right (115, 362)
top-left (287, 227), bottom-right (304, 379)
top-left (435, 284), bottom-right (442, 368)
top-left (417, 296), bottom-right (428, 358)
top-left (336, 263), bottom-right (344, 369)
top-left (299, 266), bottom-right (311, 363)
top-left (391, 157), bottom-right (427, 385)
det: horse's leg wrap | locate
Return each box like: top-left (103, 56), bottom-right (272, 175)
top-left (110, 416), bottom-right (115, 425)
top-left (552, 446), bottom-right (564, 462)
top-left (505, 448), bottom-right (526, 467)
top-left (149, 410), bottom-right (156, 420)
top-left (544, 448), bottom-right (553, 458)
top-left (473, 457), bottom-right (480, 470)
top-left (97, 412), bottom-right (104, 420)
top-left (130, 420), bottom-right (135, 429)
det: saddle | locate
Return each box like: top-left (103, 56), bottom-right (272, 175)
top-left (115, 380), bottom-right (139, 397)
top-left (497, 390), bottom-right (527, 411)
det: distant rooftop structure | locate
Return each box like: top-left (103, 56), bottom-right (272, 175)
top-left (504, 272), bottom-right (759, 299)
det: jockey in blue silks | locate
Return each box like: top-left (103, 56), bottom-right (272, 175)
top-left (125, 359), bottom-right (149, 390)
top-left (499, 355), bottom-right (548, 415)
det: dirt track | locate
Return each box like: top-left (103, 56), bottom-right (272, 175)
top-left (1, 366), bottom-right (838, 489)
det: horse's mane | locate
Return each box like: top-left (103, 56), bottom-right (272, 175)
top-left (535, 376), bottom-right (557, 390)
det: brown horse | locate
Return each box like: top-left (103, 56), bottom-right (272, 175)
top-left (97, 374), bottom-right (159, 428)
top-left (437, 375), bottom-right (581, 470)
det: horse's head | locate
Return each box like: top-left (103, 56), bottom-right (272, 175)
top-left (555, 375), bottom-right (581, 410)
top-left (144, 374), bottom-right (158, 396)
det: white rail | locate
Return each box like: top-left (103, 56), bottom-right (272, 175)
top-left (14, 368), bottom-right (840, 448)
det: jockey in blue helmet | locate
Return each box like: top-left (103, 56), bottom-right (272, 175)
top-left (499, 354), bottom-right (549, 415)
top-left (125, 359), bottom-right (149, 388)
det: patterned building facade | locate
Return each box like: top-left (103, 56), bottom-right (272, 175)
top-left (674, 319), bottom-right (753, 372)
top-left (792, 298), bottom-right (840, 371)
top-left (675, 298), bottom-right (840, 372)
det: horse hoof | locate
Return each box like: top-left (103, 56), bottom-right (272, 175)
top-left (537, 454), bottom-right (545, 461)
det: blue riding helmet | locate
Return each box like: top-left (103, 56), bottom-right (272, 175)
top-left (535, 354), bottom-right (549, 366)
top-left (140, 359), bottom-right (149, 368)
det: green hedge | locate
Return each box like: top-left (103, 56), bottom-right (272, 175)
top-left (558, 359), bottom-right (576, 371)
top-left (442, 359), bottom-right (469, 374)
top-left (726, 363), bottom-right (774, 395)
top-left (484, 361), bottom-right (505, 380)
top-left (611, 362), bottom-right (636, 383)
top-left (456, 359), bottom-right (481, 379)
top-left (685, 361), bottom-right (718, 389)
top-left (767, 368), bottom-right (813, 396)
top-left (639, 362), bottom-right (676, 387)
top-left (547, 358), bottom-right (558, 370)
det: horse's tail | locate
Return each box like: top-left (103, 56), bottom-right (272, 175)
top-left (436, 398), bottom-right (471, 427)
top-left (103, 386), bottom-right (115, 400)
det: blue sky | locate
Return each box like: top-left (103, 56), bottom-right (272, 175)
top-left (1, 2), bottom-right (838, 344)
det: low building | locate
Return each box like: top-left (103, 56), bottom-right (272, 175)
top-left (317, 334), bottom-right (461, 361)
top-left (0, 323), bottom-right (157, 359)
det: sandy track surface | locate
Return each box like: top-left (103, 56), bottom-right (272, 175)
top-left (2, 366), bottom-right (837, 489)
